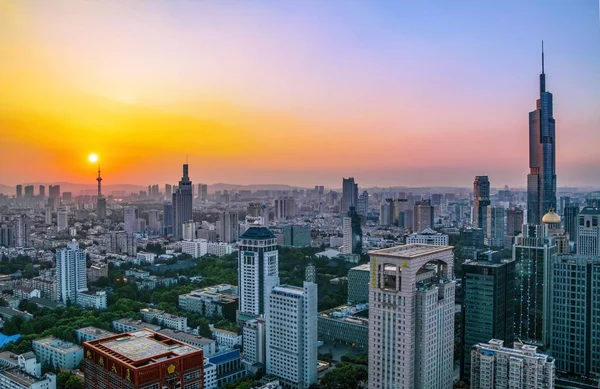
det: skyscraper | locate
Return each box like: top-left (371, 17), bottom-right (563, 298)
top-left (56, 240), bottom-right (87, 305)
top-left (486, 206), bottom-right (505, 248)
top-left (473, 176), bottom-right (490, 232)
top-left (506, 208), bottom-right (524, 237)
top-left (577, 206), bottom-right (600, 256)
top-left (14, 215), bottom-right (28, 247)
top-left (38, 185), bottom-right (45, 198)
top-left (15, 185), bottom-right (22, 200)
top-left (527, 44), bottom-right (557, 224)
top-left (238, 226), bottom-right (279, 317)
top-left (266, 282), bottom-right (317, 389)
top-left (162, 202), bottom-right (173, 236)
top-left (413, 200), bottom-right (434, 232)
top-left (513, 223), bottom-right (556, 347)
top-left (368, 245), bottom-right (455, 389)
top-left (461, 254), bottom-right (515, 381)
top-left (123, 206), bottom-right (137, 234)
top-left (357, 190), bottom-right (369, 215)
top-left (219, 210), bottom-right (239, 243)
top-left (563, 205), bottom-right (580, 243)
top-left (172, 164), bottom-right (193, 240)
top-left (341, 177), bottom-right (358, 213)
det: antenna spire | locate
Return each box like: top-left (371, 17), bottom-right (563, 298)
top-left (542, 40), bottom-right (545, 74)
top-left (539, 40), bottom-right (546, 93)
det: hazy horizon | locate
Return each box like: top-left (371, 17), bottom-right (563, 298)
top-left (1, 1), bottom-right (599, 188)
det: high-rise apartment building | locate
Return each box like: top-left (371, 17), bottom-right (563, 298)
top-left (56, 240), bottom-right (87, 305)
top-left (165, 184), bottom-right (172, 199)
top-left (470, 340), bottom-right (555, 389)
top-left (506, 208), bottom-right (524, 237)
top-left (266, 282), bottom-right (317, 389)
top-left (83, 330), bottom-right (204, 389)
top-left (123, 206), bottom-right (137, 234)
top-left (550, 255), bottom-right (600, 377)
top-left (24, 185), bottom-right (34, 198)
top-left (38, 185), bottom-right (45, 198)
top-left (368, 244), bottom-right (455, 389)
top-left (413, 200), bottom-right (434, 232)
top-left (163, 202), bottom-right (173, 236)
top-left (15, 214), bottom-right (29, 247)
top-left (219, 210), bottom-right (239, 243)
top-left (357, 190), bottom-right (369, 215)
top-left (513, 224), bottom-right (556, 347)
top-left (486, 206), bottom-right (505, 248)
top-left (342, 217), bottom-right (353, 255)
top-left (57, 210), bottom-right (69, 231)
top-left (563, 205), bottom-right (579, 243)
top-left (576, 206), bottom-right (600, 256)
top-left (238, 226), bottom-right (279, 317)
top-left (461, 255), bottom-right (515, 381)
top-left (473, 176), bottom-right (490, 233)
top-left (274, 197), bottom-right (296, 220)
top-left (172, 164), bottom-right (193, 240)
top-left (527, 45), bottom-right (557, 224)
top-left (198, 184), bottom-right (208, 200)
top-left (341, 177), bottom-right (358, 213)
top-left (16, 185), bottom-right (22, 200)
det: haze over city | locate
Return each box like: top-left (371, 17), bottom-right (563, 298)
top-left (1, 0), bottom-right (599, 188)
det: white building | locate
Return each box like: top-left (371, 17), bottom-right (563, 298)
top-left (111, 318), bottom-right (161, 333)
top-left (204, 358), bottom-right (217, 389)
top-left (470, 339), bottom-right (555, 389)
top-left (0, 367), bottom-right (55, 389)
top-left (405, 228), bottom-right (449, 246)
top-left (238, 227), bottom-right (279, 317)
top-left (210, 328), bottom-right (242, 349)
top-left (32, 337), bottom-right (83, 370)
top-left (140, 308), bottom-right (187, 331)
top-left (136, 252), bottom-right (156, 264)
top-left (56, 211), bottom-right (68, 232)
top-left (266, 282), bottom-right (317, 389)
top-left (207, 242), bottom-right (233, 257)
top-left (55, 240), bottom-right (87, 305)
top-left (75, 290), bottom-right (107, 310)
top-left (368, 244), bottom-right (455, 389)
top-left (182, 221), bottom-right (197, 241)
top-left (242, 317), bottom-right (266, 371)
top-left (123, 206), bottom-right (136, 233)
top-left (75, 327), bottom-right (115, 344)
top-left (158, 328), bottom-right (217, 357)
top-left (178, 284), bottom-right (238, 319)
top-left (341, 217), bottom-right (352, 255)
top-left (181, 239), bottom-right (208, 258)
top-left (577, 206), bottom-right (600, 256)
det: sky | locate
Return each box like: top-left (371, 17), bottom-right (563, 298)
top-left (0, 0), bottom-right (599, 189)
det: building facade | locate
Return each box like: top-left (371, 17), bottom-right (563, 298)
top-left (56, 240), bottom-right (87, 305)
top-left (172, 164), bottom-right (193, 240)
top-left (347, 264), bottom-right (370, 304)
top-left (577, 206), bottom-right (600, 256)
top-left (406, 228), bottom-right (449, 246)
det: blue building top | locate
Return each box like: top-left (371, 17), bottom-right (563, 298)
top-left (208, 349), bottom-right (240, 365)
top-left (239, 227), bottom-right (276, 240)
top-left (0, 333), bottom-right (21, 348)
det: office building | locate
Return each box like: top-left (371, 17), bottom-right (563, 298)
top-left (563, 205), bottom-right (579, 243)
top-left (406, 228), bottom-right (449, 246)
top-left (172, 164), bottom-right (193, 240)
top-left (473, 176), bottom-right (491, 232)
top-left (318, 304), bottom-right (368, 350)
top-left (282, 225), bottom-right (311, 247)
top-left (56, 240), bottom-right (87, 305)
top-left (182, 221), bottom-right (197, 241)
top-left (57, 210), bottom-right (68, 231)
top-left (379, 201), bottom-right (391, 226)
top-left (242, 317), bottom-right (266, 372)
top-left (76, 290), bottom-right (107, 310)
top-left (347, 264), bottom-right (370, 304)
top-left (32, 337), bottom-right (83, 370)
top-left (24, 185), bottom-right (34, 198)
top-left (486, 206), bottom-right (505, 248)
top-left (140, 308), bottom-right (187, 331)
top-left (75, 327), bottom-right (115, 344)
top-left (0, 361), bottom-right (56, 389)
top-left (238, 227), bottom-right (279, 317)
top-left (413, 200), bottom-right (434, 232)
top-left (341, 177), bottom-right (358, 214)
top-left (470, 340), bottom-right (555, 389)
top-left (148, 209), bottom-right (160, 231)
top-left (83, 330), bottom-right (204, 389)
top-left (178, 284), bottom-right (239, 321)
top-left (266, 282), bottom-right (317, 389)
top-left (198, 184), bottom-right (208, 200)
top-left (210, 328), bottom-right (242, 349)
top-left (577, 206), bottom-right (600, 256)
top-left (157, 328), bottom-right (216, 358)
top-left (181, 239), bottom-right (208, 258)
top-left (542, 209), bottom-right (569, 254)
top-left (357, 190), bottom-right (369, 215)
top-left (527, 45), bottom-right (557, 224)
top-left (461, 256), bottom-right (516, 381)
top-left (513, 224), bottom-right (556, 347)
top-left (111, 319), bottom-right (161, 334)
top-left (550, 255), bottom-right (600, 377)
top-left (207, 349), bottom-right (246, 388)
top-left (368, 244), bottom-right (455, 389)
top-left (505, 208), bottom-right (524, 248)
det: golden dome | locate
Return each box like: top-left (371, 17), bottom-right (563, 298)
top-left (542, 209), bottom-right (561, 224)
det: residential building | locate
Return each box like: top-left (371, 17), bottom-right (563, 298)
top-left (340, 177), bottom-right (358, 214)
top-left (347, 264), bottom-right (370, 304)
top-left (55, 240), bottom-right (87, 306)
top-left (163, 202), bottom-right (173, 236)
top-left (341, 217), bottom-right (353, 255)
top-left (75, 290), bottom-right (107, 310)
top-left (157, 328), bottom-right (216, 357)
top-left (413, 200), bottom-right (434, 232)
top-left (318, 304), bottom-right (368, 350)
top-left (123, 207), bottom-right (137, 234)
top-left (513, 224), bottom-right (556, 347)
top-left (266, 282), bottom-right (317, 389)
top-left (406, 228), bottom-right (449, 246)
top-left (136, 252), bottom-right (156, 264)
top-left (172, 164), bottom-right (193, 240)
top-left (274, 198), bottom-right (296, 220)
top-left (75, 327), bottom-right (115, 344)
top-left (181, 239), bottom-right (207, 258)
top-left (577, 206), bottom-right (600, 256)
top-left (206, 242), bottom-right (233, 257)
top-left (140, 308), bottom-right (187, 331)
top-left (238, 227), bottom-right (279, 317)
top-left (461, 256), bottom-right (516, 381)
top-left (0, 367), bottom-right (56, 389)
top-left (210, 328), bottom-right (242, 349)
top-left (13, 287), bottom-right (40, 301)
top-left (368, 244), bottom-right (455, 389)
top-left (32, 337), bottom-right (83, 370)
top-left (83, 330), bottom-right (204, 389)
top-left (527, 46), bottom-right (557, 224)
top-left (357, 190), bottom-right (369, 215)
top-left (204, 358), bottom-right (217, 389)
top-left (219, 211), bottom-right (239, 243)
top-left (57, 211), bottom-right (68, 231)
top-left (242, 317), bottom-right (266, 372)
top-left (470, 340), bottom-right (555, 389)
top-left (86, 265), bottom-right (108, 283)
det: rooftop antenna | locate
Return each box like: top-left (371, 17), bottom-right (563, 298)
top-left (542, 40), bottom-right (545, 74)
top-left (539, 40), bottom-right (546, 93)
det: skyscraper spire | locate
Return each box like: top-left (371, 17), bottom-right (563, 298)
top-left (96, 165), bottom-right (102, 197)
top-left (540, 40), bottom-right (546, 93)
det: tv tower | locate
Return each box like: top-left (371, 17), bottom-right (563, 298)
top-left (96, 165), bottom-right (107, 219)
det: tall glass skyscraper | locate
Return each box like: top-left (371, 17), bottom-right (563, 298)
top-left (172, 164), bottom-right (193, 240)
top-left (527, 44), bottom-right (557, 224)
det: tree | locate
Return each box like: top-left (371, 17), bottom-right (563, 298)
top-left (65, 375), bottom-right (84, 389)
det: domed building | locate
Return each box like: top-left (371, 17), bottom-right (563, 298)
top-left (542, 208), bottom-right (569, 254)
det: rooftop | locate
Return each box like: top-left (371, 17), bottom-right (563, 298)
top-left (369, 244), bottom-right (453, 259)
top-left (158, 329), bottom-right (215, 345)
top-left (349, 264), bottom-right (370, 272)
top-left (76, 326), bottom-right (115, 338)
top-left (87, 330), bottom-right (200, 367)
top-left (580, 206), bottom-right (600, 215)
top-left (272, 285), bottom-right (304, 297)
top-left (0, 368), bottom-right (43, 387)
top-left (33, 337), bottom-right (81, 353)
top-left (210, 328), bottom-right (239, 337)
top-left (113, 318), bottom-right (161, 331)
top-left (239, 226), bottom-right (276, 240)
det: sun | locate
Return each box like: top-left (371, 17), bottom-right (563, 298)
top-left (88, 153), bottom-right (98, 163)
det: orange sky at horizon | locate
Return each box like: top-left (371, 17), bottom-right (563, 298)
top-left (1, 1), bottom-right (599, 188)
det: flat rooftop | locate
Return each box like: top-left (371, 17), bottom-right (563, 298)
top-left (33, 337), bottom-right (81, 353)
top-left (89, 330), bottom-right (199, 366)
top-left (369, 244), bottom-right (453, 258)
top-left (272, 285), bottom-right (303, 297)
top-left (349, 264), bottom-right (370, 272)
top-left (0, 368), bottom-right (40, 387)
top-left (158, 329), bottom-right (215, 345)
top-left (77, 326), bottom-right (115, 338)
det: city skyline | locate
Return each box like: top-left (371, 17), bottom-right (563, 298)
top-left (1, 1), bottom-right (599, 188)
